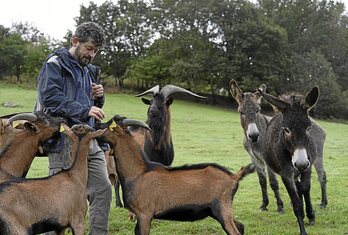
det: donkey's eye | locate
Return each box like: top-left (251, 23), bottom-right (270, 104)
top-left (284, 127), bottom-right (291, 135)
top-left (306, 126), bottom-right (311, 133)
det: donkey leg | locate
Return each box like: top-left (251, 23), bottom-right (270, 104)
top-left (301, 170), bottom-right (315, 225)
top-left (267, 166), bottom-right (284, 213)
top-left (255, 164), bottom-right (269, 211)
top-left (282, 175), bottom-right (307, 235)
top-left (313, 159), bottom-right (327, 208)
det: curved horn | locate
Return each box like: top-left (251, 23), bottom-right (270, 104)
top-left (160, 85), bottom-right (207, 100)
top-left (6, 113), bottom-right (38, 125)
top-left (135, 85), bottom-right (160, 97)
top-left (123, 119), bottom-right (151, 131)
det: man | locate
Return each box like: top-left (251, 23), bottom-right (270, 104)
top-left (36, 22), bottom-right (111, 234)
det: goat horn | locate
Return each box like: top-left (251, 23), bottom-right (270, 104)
top-left (135, 85), bottom-right (160, 97)
top-left (6, 113), bottom-right (37, 125)
top-left (123, 119), bottom-right (151, 131)
top-left (160, 85), bottom-right (207, 100)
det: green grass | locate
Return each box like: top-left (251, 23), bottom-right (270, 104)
top-left (1, 83), bottom-right (348, 235)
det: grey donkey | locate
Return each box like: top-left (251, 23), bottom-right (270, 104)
top-left (229, 80), bottom-right (327, 211)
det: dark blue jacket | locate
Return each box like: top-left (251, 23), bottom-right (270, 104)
top-left (36, 48), bottom-right (104, 152)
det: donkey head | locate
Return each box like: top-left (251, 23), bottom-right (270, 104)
top-left (229, 79), bottom-right (266, 143)
top-left (259, 87), bottom-right (319, 172)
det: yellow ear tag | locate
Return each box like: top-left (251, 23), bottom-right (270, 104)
top-left (109, 120), bottom-right (117, 130)
top-left (12, 120), bottom-right (20, 128)
top-left (60, 125), bottom-right (65, 132)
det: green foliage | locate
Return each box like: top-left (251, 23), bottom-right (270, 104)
top-left (282, 50), bottom-right (346, 119)
top-left (1, 0), bottom-right (348, 118)
top-left (1, 85), bottom-right (347, 234)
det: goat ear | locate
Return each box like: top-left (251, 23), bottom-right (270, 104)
top-left (302, 86), bottom-right (319, 110)
top-left (229, 79), bottom-right (243, 104)
top-left (141, 98), bottom-right (151, 105)
top-left (23, 122), bottom-right (38, 133)
top-left (166, 97), bottom-right (174, 106)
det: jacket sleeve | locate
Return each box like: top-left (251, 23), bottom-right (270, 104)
top-left (38, 58), bottom-right (91, 120)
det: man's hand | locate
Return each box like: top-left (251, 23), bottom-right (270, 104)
top-left (92, 83), bottom-right (104, 99)
top-left (89, 106), bottom-right (105, 121)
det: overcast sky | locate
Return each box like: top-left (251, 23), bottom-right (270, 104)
top-left (0, 0), bottom-right (347, 41)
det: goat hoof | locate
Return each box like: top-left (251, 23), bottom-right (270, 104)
top-left (259, 205), bottom-right (268, 211)
top-left (319, 202), bottom-right (327, 209)
top-left (277, 207), bottom-right (284, 214)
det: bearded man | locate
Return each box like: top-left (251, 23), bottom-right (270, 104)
top-left (35, 22), bottom-right (111, 235)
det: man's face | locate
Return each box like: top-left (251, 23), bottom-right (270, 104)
top-left (73, 39), bottom-right (99, 66)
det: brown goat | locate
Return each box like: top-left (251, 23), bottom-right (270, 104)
top-left (97, 115), bottom-right (254, 235)
top-left (0, 111), bottom-right (63, 181)
top-left (0, 123), bottom-right (105, 234)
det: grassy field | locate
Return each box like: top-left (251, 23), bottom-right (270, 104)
top-left (0, 83), bottom-right (347, 235)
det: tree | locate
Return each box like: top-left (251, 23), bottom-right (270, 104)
top-left (0, 32), bottom-right (27, 82)
top-left (283, 50), bottom-right (346, 118)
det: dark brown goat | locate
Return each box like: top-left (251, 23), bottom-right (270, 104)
top-left (97, 115), bottom-right (254, 235)
top-left (259, 87), bottom-right (320, 235)
top-left (0, 111), bottom-right (63, 181)
top-left (0, 123), bottom-right (105, 234)
top-left (132, 84), bottom-right (206, 165)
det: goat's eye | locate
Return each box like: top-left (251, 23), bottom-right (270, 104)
top-left (240, 111), bottom-right (244, 115)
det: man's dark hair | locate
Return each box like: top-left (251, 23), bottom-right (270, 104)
top-left (74, 22), bottom-right (105, 48)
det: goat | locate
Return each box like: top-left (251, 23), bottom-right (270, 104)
top-left (104, 148), bottom-right (123, 207)
top-left (0, 111), bottom-right (63, 181)
top-left (97, 115), bottom-right (254, 235)
top-left (229, 80), bottom-right (284, 212)
top-left (109, 85), bottom-right (206, 207)
top-left (0, 123), bottom-right (106, 234)
top-left (258, 87), bottom-right (320, 235)
top-left (132, 84), bottom-right (206, 166)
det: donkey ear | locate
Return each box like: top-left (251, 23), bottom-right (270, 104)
top-left (303, 86), bottom-right (319, 110)
top-left (254, 84), bottom-right (267, 104)
top-left (229, 79), bottom-right (243, 104)
top-left (258, 89), bottom-right (289, 111)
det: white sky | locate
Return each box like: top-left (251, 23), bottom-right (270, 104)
top-left (0, 0), bottom-right (107, 41)
top-left (0, 0), bottom-right (347, 41)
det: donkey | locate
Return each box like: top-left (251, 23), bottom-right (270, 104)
top-left (229, 79), bottom-right (284, 212)
top-left (258, 87), bottom-right (320, 235)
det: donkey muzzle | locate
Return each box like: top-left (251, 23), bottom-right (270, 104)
top-left (292, 148), bottom-right (310, 172)
top-left (247, 123), bottom-right (259, 143)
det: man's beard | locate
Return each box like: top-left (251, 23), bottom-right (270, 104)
top-left (75, 46), bottom-right (92, 66)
